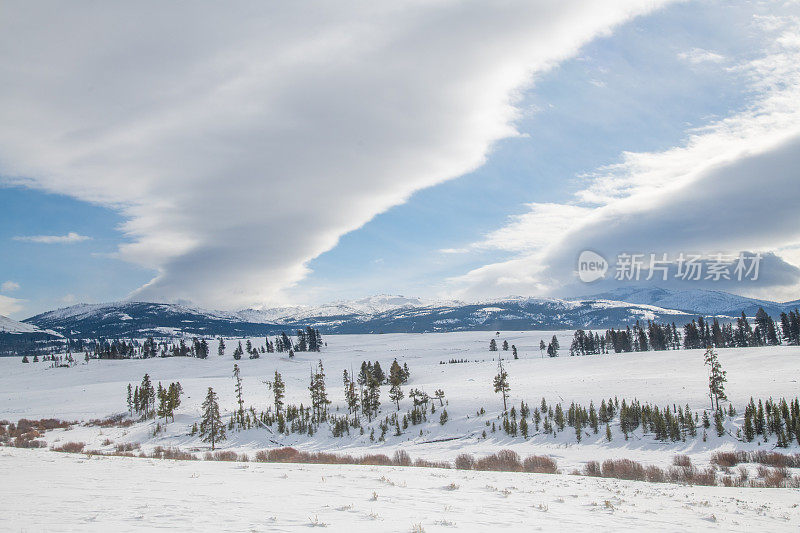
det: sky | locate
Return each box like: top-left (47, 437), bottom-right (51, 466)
top-left (2, 0), bottom-right (800, 319)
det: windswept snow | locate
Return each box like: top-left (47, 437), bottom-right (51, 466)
top-left (1, 447), bottom-right (798, 532)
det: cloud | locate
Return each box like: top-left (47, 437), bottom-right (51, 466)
top-left (1, 281), bottom-right (20, 292)
top-left (0, 1), bottom-right (670, 309)
top-left (13, 232), bottom-right (91, 244)
top-left (451, 9), bottom-right (800, 301)
top-left (678, 47), bottom-right (725, 65)
top-left (0, 295), bottom-right (24, 316)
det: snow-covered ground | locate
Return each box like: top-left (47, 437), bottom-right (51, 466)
top-left (2, 446), bottom-right (798, 532)
top-left (2, 330), bottom-right (799, 530)
top-left (2, 331), bottom-right (799, 471)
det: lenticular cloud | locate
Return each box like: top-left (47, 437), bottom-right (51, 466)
top-left (0, 1), bottom-right (668, 308)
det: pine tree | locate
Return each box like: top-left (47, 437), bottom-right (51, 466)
top-left (217, 338), bottom-right (225, 357)
top-left (606, 423), bottom-right (612, 442)
top-left (233, 364), bottom-right (245, 427)
top-left (493, 357), bottom-right (510, 412)
top-left (199, 387), bottom-right (225, 450)
top-left (502, 340), bottom-right (509, 351)
top-left (703, 347), bottom-right (727, 410)
top-left (127, 384), bottom-right (133, 415)
top-left (743, 409), bottom-right (755, 442)
top-left (21, 355), bottom-right (29, 363)
top-left (268, 370), bottom-right (285, 414)
top-left (440, 409), bottom-right (448, 425)
top-left (714, 408), bottom-right (725, 437)
top-left (489, 339), bottom-right (498, 352)
top-left (520, 416), bottom-right (528, 438)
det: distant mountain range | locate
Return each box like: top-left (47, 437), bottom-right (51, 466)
top-left (576, 287), bottom-right (800, 317)
top-left (14, 287), bottom-right (798, 340)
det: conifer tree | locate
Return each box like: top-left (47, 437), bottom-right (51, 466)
top-left (703, 347), bottom-right (727, 410)
top-left (714, 408), bottom-right (725, 437)
top-left (493, 357), bottom-right (510, 412)
top-left (606, 423), bottom-right (612, 442)
top-left (268, 370), bottom-right (285, 414)
top-left (217, 337), bottom-right (225, 357)
top-left (199, 387), bottom-right (226, 450)
top-left (127, 384), bottom-right (133, 415)
top-left (233, 364), bottom-right (245, 427)
top-left (489, 339), bottom-right (498, 352)
top-left (440, 408), bottom-right (448, 425)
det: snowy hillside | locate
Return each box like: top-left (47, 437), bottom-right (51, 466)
top-left (0, 314), bottom-right (45, 334)
top-left (2, 331), bottom-right (799, 472)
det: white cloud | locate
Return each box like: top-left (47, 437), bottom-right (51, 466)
top-left (451, 8), bottom-right (800, 300)
top-left (13, 232), bottom-right (91, 244)
top-left (0, 1), bottom-right (670, 309)
top-left (1, 281), bottom-right (20, 292)
top-left (678, 47), bottom-right (726, 65)
top-left (0, 295), bottom-right (24, 316)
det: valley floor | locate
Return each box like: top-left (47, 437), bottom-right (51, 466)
top-left (2, 446), bottom-right (798, 532)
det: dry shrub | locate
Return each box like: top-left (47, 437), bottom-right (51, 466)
top-left (601, 459), bottom-right (646, 481)
top-left (152, 446), bottom-right (197, 460)
top-left (583, 461), bottom-right (601, 477)
top-left (710, 451), bottom-right (746, 468)
top-left (102, 438), bottom-right (113, 446)
top-left (264, 447), bottom-right (303, 463)
top-left (691, 467), bottom-right (717, 486)
top-left (672, 455), bottom-right (692, 468)
top-left (205, 450), bottom-right (238, 461)
top-left (393, 450), bottom-right (412, 467)
top-left (254, 450), bottom-right (270, 462)
top-left (454, 453), bottom-right (475, 470)
top-left (414, 458), bottom-right (450, 469)
top-left (13, 436), bottom-right (46, 448)
top-left (750, 451), bottom-right (800, 468)
top-left (360, 454), bottom-right (392, 466)
top-left (523, 455), bottom-right (558, 474)
top-left (474, 450), bottom-right (522, 472)
top-left (645, 465), bottom-right (667, 483)
top-left (52, 441), bottom-right (86, 453)
top-left (86, 414), bottom-right (134, 428)
top-left (115, 442), bottom-right (140, 453)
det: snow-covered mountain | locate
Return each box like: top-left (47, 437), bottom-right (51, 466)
top-left (1, 314), bottom-right (45, 334)
top-left (23, 295), bottom-right (697, 338)
top-left (579, 287), bottom-right (799, 317)
top-left (0, 314), bottom-right (62, 356)
top-left (20, 288), bottom-right (797, 340)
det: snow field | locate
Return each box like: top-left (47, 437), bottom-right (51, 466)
top-left (1, 446), bottom-right (798, 532)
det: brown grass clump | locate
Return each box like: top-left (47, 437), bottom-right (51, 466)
top-left (204, 450), bottom-right (239, 461)
top-left (474, 450), bottom-right (522, 472)
top-left (413, 458), bottom-right (451, 469)
top-left (115, 442), bottom-right (140, 453)
top-left (601, 459), bottom-right (646, 481)
top-left (152, 446), bottom-right (197, 461)
top-left (522, 455), bottom-right (558, 474)
top-left (393, 450), bottom-right (412, 467)
top-left (52, 441), bottom-right (86, 453)
top-left (645, 465), bottom-right (667, 483)
top-left (583, 461), bottom-right (601, 477)
top-left (454, 453), bottom-right (475, 470)
top-left (360, 454), bottom-right (393, 466)
top-left (710, 451), bottom-right (746, 468)
top-left (85, 414), bottom-right (134, 428)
